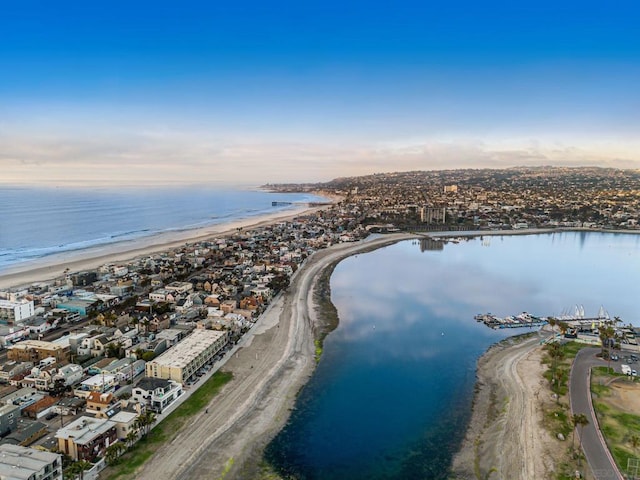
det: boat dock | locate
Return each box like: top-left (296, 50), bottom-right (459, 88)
top-left (474, 312), bottom-right (548, 329)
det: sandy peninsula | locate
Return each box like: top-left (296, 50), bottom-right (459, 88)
top-left (450, 330), bottom-right (564, 479)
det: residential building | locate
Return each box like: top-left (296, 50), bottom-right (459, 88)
top-left (53, 364), bottom-right (83, 387)
top-left (145, 329), bottom-right (228, 384)
top-left (85, 392), bottom-right (118, 418)
top-left (0, 300), bottom-right (35, 323)
top-left (55, 416), bottom-right (117, 462)
top-left (55, 297), bottom-right (98, 316)
top-left (0, 444), bottom-right (62, 480)
top-left (0, 362), bottom-right (33, 384)
top-left (110, 411), bottom-right (138, 441)
top-left (164, 281), bottom-right (193, 295)
top-left (0, 405), bottom-right (20, 436)
top-left (74, 374), bottom-right (117, 397)
top-left (131, 378), bottom-right (183, 413)
top-left (7, 340), bottom-right (69, 363)
top-left (0, 325), bottom-right (30, 347)
top-left (0, 389), bottom-right (41, 410)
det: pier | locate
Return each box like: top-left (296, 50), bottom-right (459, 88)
top-left (272, 201), bottom-right (333, 207)
top-left (475, 312), bottom-right (548, 329)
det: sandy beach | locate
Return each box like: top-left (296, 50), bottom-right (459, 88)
top-left (127, 233), bottom-right (415, 480)
top-left (2, 207), bottom-right (569, 479)
top-left (0, 203), bottom-right (325, 291)
top-left (127, 231), bottom-right (561, 480)
top-left (451, 330), bottom-right (564, 479)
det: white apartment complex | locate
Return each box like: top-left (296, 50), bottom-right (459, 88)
top-left (0, 300), bottom-right (35, 323)
top-left (145, 329), bottom-right (228, 384)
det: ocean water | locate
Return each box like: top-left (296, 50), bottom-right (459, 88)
top-left (0, 186), bottom-right (325, 272)
top-left (265, 232), bottom-right (640, 480)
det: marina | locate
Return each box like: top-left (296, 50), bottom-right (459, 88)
top-left (474, 305), bottom-right (623, 331)
top-left (474, 312), bottom-right (548, 329)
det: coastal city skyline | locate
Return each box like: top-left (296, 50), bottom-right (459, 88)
top-left (2, 1), bottom-right (640, 186)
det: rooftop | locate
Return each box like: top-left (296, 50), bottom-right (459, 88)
top-left (0, 444), bottom-right (60, 480)
top-left (148, 329), bottom-right (226, 370)
top-left (55, 416), bottom-right (116, 445)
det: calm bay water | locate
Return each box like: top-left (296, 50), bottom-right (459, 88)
top-left (0, 186), bottom-right (324, 272)
top-left (266, 232), bottom-right (640, 479)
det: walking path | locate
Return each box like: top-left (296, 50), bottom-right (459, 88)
top-left (130, 234), bottom-right (413, 480)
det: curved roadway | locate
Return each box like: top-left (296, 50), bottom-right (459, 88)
top-left (570, 347), bottom-right (623, 480)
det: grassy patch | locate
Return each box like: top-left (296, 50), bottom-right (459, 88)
top-left (591, 382), bottom-right (612, 397)
top-left (314, 339), bottom-right (323, 363)
top-left (559, 341), bottom-right (584, 360)
top-left (105, 370), bottom-right (233, 479)
top-left (591, 369), bottom-right (640, 475)
top-left (544, 405), bottom-right (573, 439)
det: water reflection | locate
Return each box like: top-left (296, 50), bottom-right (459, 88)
top-left (265, 232), bottom-right (640, 480)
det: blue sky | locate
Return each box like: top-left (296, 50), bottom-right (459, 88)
top-left (1, 1), bottom-right (639, 185)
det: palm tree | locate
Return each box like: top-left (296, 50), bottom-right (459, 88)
top-left (125, 429), bottom-right (139, 448)
top-left (65, 460), bottom-right (92, 480)
top-left (558, 321), bottom-right (569, 337)
top-left (105, 442), bottom-right (126, 465)
top-left (554, 368), bottom-right (567, 402)
top-left (546, 342), bottom-right (565, 395)
top-left (600, 324), bottom-right (616, 371)
top-left (134, 411), bottom-right (157, 438)
top-left (630, 434), bottom-right (640, 458)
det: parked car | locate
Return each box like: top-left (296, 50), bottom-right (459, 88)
top-left (611, 354), bottom-right (619, 361)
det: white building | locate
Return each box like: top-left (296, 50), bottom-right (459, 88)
top-left (74, 373), bottom-right (117, 397)
top-left (54, 364), bottom-right (84, 386)
top-left (0, 325), bottom-right (30, 347)
top-left (164, 281), bottom-right (193, 295)
top-left (132, 377), bottom-right (183, 413)
top-left (0, 444), bottom-right (62, 480)
top-left (0, 300), bottom-right (35, 323)
top-left (145, 329), bottom-right (228, 384)
top-left (148, 289), bottom-right (174, 303)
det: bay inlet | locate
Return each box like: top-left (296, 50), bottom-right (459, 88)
top-left (265, 231), bottom-right (640, 479)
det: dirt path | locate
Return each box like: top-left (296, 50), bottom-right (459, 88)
top-left (451, 333), bottom-right (561, 479)
top-left (131, 234), bottom-right (414, 480)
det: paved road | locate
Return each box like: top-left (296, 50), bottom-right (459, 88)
top-left (570, 347), bottom-right (624, 480)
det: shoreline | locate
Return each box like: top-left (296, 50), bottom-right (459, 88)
top-left (450, 329), bottom-right (561, 479)
top-left (130, 233), bottom-right (416, 480)
top-left (6, 211), bottom-right (629, 477)
top-left (0, 202), bottom-right (328, 290)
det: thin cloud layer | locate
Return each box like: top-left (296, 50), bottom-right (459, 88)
top-left (0, 131), bottom-right (638, 186)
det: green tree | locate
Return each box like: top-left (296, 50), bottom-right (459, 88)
top-left (125, 429), bottom-right (139, 448)
top-left (64, 460), bottom-right (92, 479)
top-left (105, 442), bottom-right (126, 465)
top-left (630, 434), bottom-right (640, 458)
top-left (134, 411), bottom-right (157, 438)
top-left (599, 323), bottom-right (616, 371)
